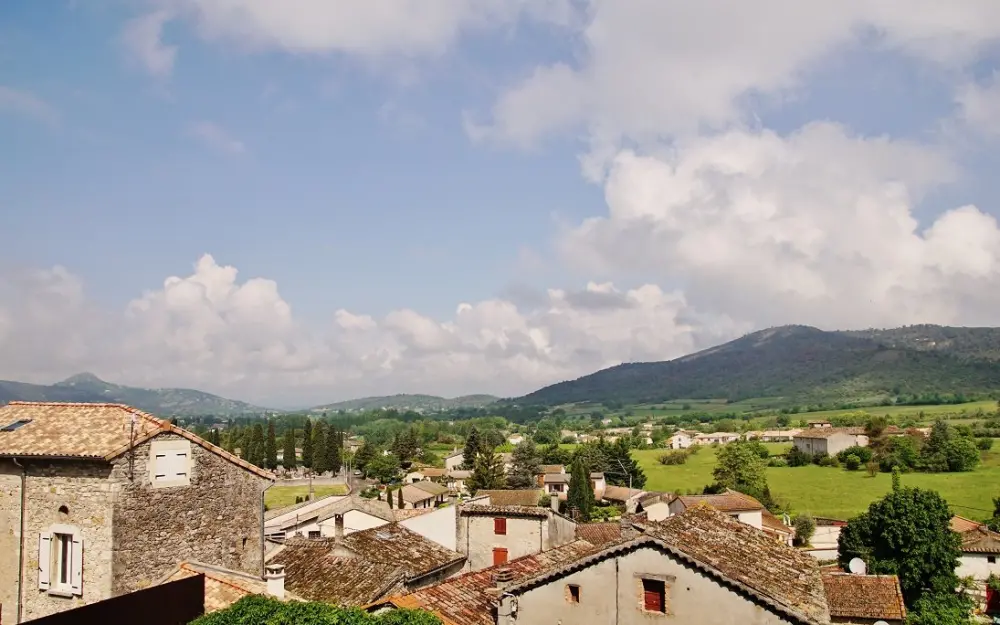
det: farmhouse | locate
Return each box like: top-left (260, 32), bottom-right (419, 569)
top-left (793, 428), bottom-right (868, 457)
top-left (0, 402), bottom-right (273, 624)
top-left (666, 431), bottom-right (693, 449)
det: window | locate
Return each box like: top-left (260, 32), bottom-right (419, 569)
top-left (494, 518), bottom-right (507, 535)
top-left (149, 439), bottom-right (192, 488)
top-left (492, 547), bottom-right (508, 566)
top-left (989, 556), bottom-right (997, 564)
top-left (567, 584), bottom-right (581, 603)
top-left (642, 579), bottom-right (666, 613)
top-left (1, 418), bottom-right (31, 432)
top-left (308, 531), bottom-right (321, 539)
top-left (38, 525), bottom-right (82, 596)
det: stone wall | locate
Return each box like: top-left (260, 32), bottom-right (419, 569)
top-left (17, 460), bottom-right (116, 622)
top-left (110, 432), bottom-right (269, 594)
top-left (0, 460), bottom-right (24, 625)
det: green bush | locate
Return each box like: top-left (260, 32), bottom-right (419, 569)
top-left (836, 445), bottom-right (873, 464)
top-left (818, 454), bottom-right (839, 468)
top-left (658, 450), bottom-right (691, 465)
top-left (792, 513), bottom-right (816, 546)
top-left (844, 454), bottom-right (861, 471)
top-left (767, 457), bottom-right (788, 468)
top-left (190, 595), bottom-right (442, 625)
top-left (786, 446), bottom-right (812, 467)
top-left (976, 437), bottom-right (994, 451)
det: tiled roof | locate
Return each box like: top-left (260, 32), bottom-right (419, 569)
top-left (268, 538), bottom-right (407, 605)
top-left (445, 450), bottom-right (463, 459)
top-left (395, 540), bottom-right (598, 625)
top-left (575, 522), bottom-right (625, 548)
top-left (761, 511), bottom-right (794, 536)
top-left (543, 473), bottom-right (570, 484)
top-left (418, 468), bottom-right (447, 478)
top-left (538, 464), bottom-right (564, 474)
top-left (265, 493), bottom-right (342, 522)
top-left (340, 523), bottom-right (465, 578)
top-left (958, 526), bottom-right (1000, 554)
top-left (475, 489), bottom-right (542, 507)
top-left (460, 504), bottom-right (550, 519)
top-left (0, 401), bottom-right (273, 479)
top-left (794, 428), bottom-right (859, 440)
top-left (822, 573), bottom-right (906, 622)
top-left (411, 481), bottom-right (450, 496)
top-left (601, 485), bottom-right (644, 502)
top-left (950, 515), bottom-right (984, 533)
top-left (316, 495), bottom-right (396, 523)
top-left (162, 561), bottom-right (303, 612)
top-left (392, 508), bottom-right (438, 521)
top-left (671, 491), bottom-right (764, 513)
top-left (400, 484), bottom-right (438, 504)
top-left (447, 470), bottom-right (472, 479)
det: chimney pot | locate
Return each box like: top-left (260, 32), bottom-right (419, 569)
top-left (494, 567), bottom-right (514, 590)
top-left (264, 564), bottom-right (285, 600)
top-left (334, 513), bottom-right (345, 539)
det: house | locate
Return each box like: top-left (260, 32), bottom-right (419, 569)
top-left (399, 482), bottom-right (450, 509)
top-left (294, 494), bottom-right (455, 549)
top-left (821, 572), bottom-right (907, 624)
top-left (793, 429), bottom-right (869, 457)
top-left (500, 453), bottom-right (514, 473)
top-left (534, 464), bottom-right (564, 488)
top-left (159, 561), bottom-right (303, 613)
top-left (0, 401), bottom-right (273, 624)
top-left (601, 418), bottom-right (612, 426)
top-left (405, 467), bottom-right (447, 483)
top-left (634, 492), bottom-right (671, 521)
top-left (396, 506), bottom-right (832, 625)
top-left (666, 431), bottom-right (693, 449)
top-left (601, 485), bottom-right (646, 512)
top-left (444, 451), bottom-right (465, 472)
top-left (507, 434), bottom-right (524, 445)
top-left (264, 493), bottom-right (346, 539)
top-left (589, 472), bottom-right (606, 499)
top-left (951, 516), bottom-right (1000, 580)
top-left (446, 470), bottom-right (472, 495)
top-left (456, 503), bottom-right (578, 571)
top-left (475, 489), bottom-right (544, 507)
top-left (808, 420), bottom-right (832, 428)
top-left (345, 437), bottom-right (364, 453)
top-left (744, 429), bottom-right (801, 442)
top-left (693, 432), bottom-right (741, 445)
top-left (542, 472), bottom-right (570, 495)
top-left (667, 491), bottom-right (795, 545)
top-left (559, 430), bottom-right (578, 442)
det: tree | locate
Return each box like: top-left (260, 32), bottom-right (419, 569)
top-left (920, 419), bottom-right (951, 472)
top-left (326, 427), bottom-right (343, 475)
top-left (245, 423), bottom-right (265, 468)
top-left (467, 448), bottom-right (506, 493)
top-left (221, 427), bottom-right (236, 454)
top-left (264, 420), bottom-right (278, 470)
top-left (507, 438), bottom-right (541, 489)
top-left (572, 439), bottom-right (611, 475)
top-left (313, 422), bottom-right (328, 474)
top-left (393, 427), bottom-right (419, 462)
top-left (944, 436), bottom-right (980, 472)
top-left (838, 483), bottom-right (962, 606)
top-left (792, 514), bottom-right (815, 546)
top-left (189, 594), bottom-right (442, 625)
top-left (387, 488), bottom-right (394, 509)
top-left (365, 453), bottom-right (401, 483)
top-left (541, 442), bottom-right (571, 465)
top-left (397, 486), bottom-right (404, 509)
top-left (302, 420), bottom-right (314, 469)
top-left (282, 428), bottom-right (297, 470)
top-left (987, 496), bottom-right (1000, 533)
top-left (606, 438), bottom-right (647, 489)
top-left (355, 440), bottom-right (377, 473)
top-left (566, 458), bottom-right (595, 522)
top-left (712, 440), bottom-right (768, 502)
top-left (461, 428), bottom-right (481, 470)
top-left (905, 590), bottom-right (975, 625)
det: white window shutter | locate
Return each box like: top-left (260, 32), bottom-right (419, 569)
top-left (38, 533), bottom-right (51, 590)
top-left (70, 535), bottom-right (83, 595)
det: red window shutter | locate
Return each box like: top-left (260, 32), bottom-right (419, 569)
top-left (642, 579), bottom-right (665, 612)
top-left (493, 548), bottom-right (508, 566)
top-left (494, 518), bottom-right (507, 535)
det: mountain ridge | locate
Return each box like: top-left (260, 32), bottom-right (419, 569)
top-left (308, 393), bottom-right (499, 413)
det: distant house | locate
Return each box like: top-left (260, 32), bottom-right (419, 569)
top-left (601, 485), bottom-right (646, 511)
top-left (807, 419), bottom-right (832, 428)
top-left (667, 491), bottom-right (795, 545)
top-left (951, 516), bottom-right (1000, 580)
top-left (822, 572), bottom-right (907, 624)
top-left (399, 482), bottom-right (450, 509)
top-left (444, 450), bottom-right (464, 471)
top-left (667, 431), bottom-right (694, 449)
top-left (345, 437), bottom-right (364, 453)
top-left (744, 429), bottom-right (801, 442)
top-left (405, 467), bottom-right (447, 483)
top-left (793, 429), bottom-right (868, 457)
top-left (589, 472), bottom-right (606, 499)
top-left (264, 493), bottom-right (347, 539)
top-left (507, 434), bottom-right (525, 445)
top-left (693, 432), bottom-right (741, 445)
top-left (559, 430), bottom-right (579, 441)
top-left (543, 473), bottom-right (571, 496)
top-left (456, 503), bottom-right (577, 571)
top-left (476, 489), bottom-right (545, 507)
top-left (446, 469), bottom-right (472, 495)
top-left (600, 418), bottom-right (612, 426)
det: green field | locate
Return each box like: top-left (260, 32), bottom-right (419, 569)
top-left (265, 484), bottom-right (348, 509)
top-left (634, 445), bottom-right (1000, 521)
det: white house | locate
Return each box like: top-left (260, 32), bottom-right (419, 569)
top-left (693, 432), bottom-right (741, 445)
top-left (668, 492), bottom-right (764, 529)
top-left (444, 450), bottom-right (464, 471)
top-left (793, 429), bottom-right (868, 457)
top-left (743, 429), bottom-right (801, 442)
top-left (507, 434), bottom-right (525, 445)
top-left (952, 516), bottom-right (1000, 580)
top-left (667, 431), bottom-right (693, 449)
top-left (455, 503), bottom-right (577, 571)
top-left (446, 469), bottom-right (472, 495)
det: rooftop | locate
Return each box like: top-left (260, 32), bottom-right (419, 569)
top-left (268, 538), bottom-right (407, 605)
top-left (161, 561), bottom-right (303, 612)
top-left (447, 470), bottom-right (472, 479)
top-left (411, 480), bottom-right (450, 496)
top-left (265, 493), bottom-right (343, 523)
top-left (822, 573), bottom-right (906, 622)
top-left (315, 494), bottom-right (396, 524)
top-left (340, 523), bottom-right (465, 578)
top-left (601, 485), bottom-right (645, 502)
top-left (538, 464), bottom-right (565, 474)
top-left (794, 427), bottom-right (860, 440)
top-left (575, 522), bottom-right (626, 548)
top-left (950, 515), bottom-right (984, 533)
top-left (415, 468), bottom-right (447, 478)
top-left (0, 401), bottom-right (272, 479)
top-left (400, 483), bottom-right (442, 504)
top-left (474, 489), bottom-right (542, 507)
top-left (543, 473), bottom-right (570, 484)
top-left (670, 491), bottom-right (765, 513)
top-left (958, 525), bottom-right (1000, 554)
top-left (459, 504), bottom-right (550, 519)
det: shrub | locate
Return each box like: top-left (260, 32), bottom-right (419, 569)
top-left (658, 450), bottom-right (691, 465)
top-left (818, 454), bottom-right (839, 468)
top-left (767, 457), bottom-right (788, 468)
top-left (792, 513), bottom-right (816, 547)
top-left (538, 493), bottom-right (551, 508)
top-left (977, 437), bottom-right (995, 451)
top-left (191, 595), bottom-right (441, 625)
top-left (786, 446), bottom-right (812, 467)
top-left (836, 445), bottom-right (873, 464)
top-left (844, 454), bottom-right (861, 471)
top-left (865, 460), bottom-right (878, 477)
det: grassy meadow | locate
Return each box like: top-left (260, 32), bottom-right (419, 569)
top-left (634, 445), bottom-right (1000, 521)
top-left (265, 484), bottom-right (348, 509)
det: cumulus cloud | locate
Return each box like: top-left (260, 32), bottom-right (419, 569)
top-left (0, 86), bottom-right (59, 126)
top-left (0, 256), bottom-right (726, 405)
top-left (186, 121), bottom-right (247, 154)
top-left (121, 10), bottom-right (177, 77)
top-left (956, 72), bottom-right (1000, 136)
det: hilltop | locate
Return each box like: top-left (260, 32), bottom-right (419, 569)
top-left (0, 373), bottom-right (269, 417)
top-left (309, 393), bottom-right (498, 413)
top-left (514, 325), bottom-right (1000, 407)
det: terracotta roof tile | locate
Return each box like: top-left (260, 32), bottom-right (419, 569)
top-left (575, 522), bottom-right (624, 548)
top-left (950, 515), bottom-right (984, 533)
top-left (761, 511), bottom-right (794, 537)
top-left (602, 485), bottom-right (645, 502)
top-left (959, 526), bottom-right (1000, 554)
top-left (397, 540), bottom-right (598, 625)
top-left (671, 491), bottom-right (764, 513)
top-left (542, 473), bottom-right (570, 484)
top-left (475, 490), bottom-right (543, 507)
top-left (822, 573), bottom-right (906, 621)
top-left (794, 427), bottom-right (861, 440)
top-left (269, 538), bottom-right (407, 605)
top-left (417, 468), bottom-right (447, 478)
top-left (163, 561), bottom-right (303, 612)
top-left (339, 523), bottom-right (465, 578)
top-left (411, 481), bottom-right (450, 496)
top-left (0, 402), bottom-right (272, 479)
top-left (460, 504), bottom-right (549, 519)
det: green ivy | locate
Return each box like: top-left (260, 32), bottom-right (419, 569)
top-left (190, 596), bottom-right (441, 625)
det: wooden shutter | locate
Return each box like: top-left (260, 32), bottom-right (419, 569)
top-left (642, 579), bottom-right (665, 612)
top-left (70, 535), bottom-right (83, 595)
top-left (494, 518), bottom-right (506, 535)
top-left (492, 548), bottom-right (508, 566)
top-left (38, 533), bottom-right (51, 590)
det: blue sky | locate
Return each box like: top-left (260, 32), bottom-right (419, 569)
top-left (2, 1), bottom-right (1000, 405)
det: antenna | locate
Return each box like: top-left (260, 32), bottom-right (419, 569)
top-left (848, 558), bottom-right (867, 575)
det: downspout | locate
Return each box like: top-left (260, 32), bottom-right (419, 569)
top-left (261, 480), bottom-right (274, 576)
top-left (13, 456), bottom-right (26, 624)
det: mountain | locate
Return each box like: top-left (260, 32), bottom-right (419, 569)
top-left (515, 325), bottom-right (1000, 407)
top-left (310, 393), bottom-right (498, 413)
top-left (0, 373), bottom-right (269, 416)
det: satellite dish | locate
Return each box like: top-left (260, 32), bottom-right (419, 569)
top-left (848, 558), bottom-right (867, 575)
top-left (874, 621), bottom-right (889, 625)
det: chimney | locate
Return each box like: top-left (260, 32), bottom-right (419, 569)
top-left (550, 495), bottom-right (560, 513)
top-left (264, 564), bottom-right (285, 600)
top-left (491, 567), bottom-right (514, 592)
top-left (334, 513), bottom-right (345, 539)
top-left (619, 514), bottom-right (638, 541)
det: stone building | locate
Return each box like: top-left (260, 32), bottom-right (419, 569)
top-left (0, 402), bottom-right (273, 624)
top-left (456, 503), bottom-right (577, 571)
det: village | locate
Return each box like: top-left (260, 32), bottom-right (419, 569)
top-left (1, 401), bottom-right (998, 624)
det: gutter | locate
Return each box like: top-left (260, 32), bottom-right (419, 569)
top-left (13, 457), bottom-right (26, 624)
top-left (261, 479), bottom-right (274, 577)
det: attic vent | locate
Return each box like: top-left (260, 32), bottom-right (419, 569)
top-left (1, 419), bottom-right (31, 432)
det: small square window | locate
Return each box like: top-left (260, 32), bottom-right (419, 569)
top-left (642, 579), bottom-right (666, 613)
top-left (308, 531), bottom-right (321, 539)
top-left (567, 584), bottom-right (580, 603)
top-left (989, 556), bottom-right (997, 564)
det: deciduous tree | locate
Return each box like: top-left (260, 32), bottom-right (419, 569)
top-left (712, 440), bottom-right (768, 502)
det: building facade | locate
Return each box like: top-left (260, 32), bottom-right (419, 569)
top-left (456, 504), bottom-right (577, 571)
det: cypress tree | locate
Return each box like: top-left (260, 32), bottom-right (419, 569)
top-left (326, 427), bottom-right (343, 475)
top-left (282, 428), bottom-right (297, 470)
top-left (247, 423), bottom-right (266, 468)
top-left (313, 422), bottom-right (328, 474)
top-left (302, 420), bottom-right (314, 469)
top-left (264, 420), bottom-right (278, 470)
top-left (397, 486), bottom-right (404, 509)
top-left (461, 427), bottom-right (481, 470)
top-left (566, 458), bottom-right (594, 522)
top-left (387, 488), bottom-right (394, 509)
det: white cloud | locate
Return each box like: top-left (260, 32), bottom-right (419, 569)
top-left (0, 256), bottom-right (727, 405)
top-left (0, 86), bottom-right (59, 126)
top-left (121, 10), bottom-right (177, 77)
top-left (186, 121), bottom-right (247, 154)
top-left (560, 122), bottom-right (1000, 329)
top-left (956, 72), bottom-right (1000, 136)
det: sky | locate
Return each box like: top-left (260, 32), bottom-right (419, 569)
top-left (2, 1), bottom-right (1000, 408)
